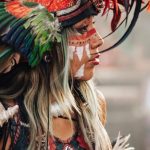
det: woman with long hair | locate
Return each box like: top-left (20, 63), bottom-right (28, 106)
top-left (0, 0), bottom-right (149, 149)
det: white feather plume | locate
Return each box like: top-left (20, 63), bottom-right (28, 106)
top-left (0, 102), bottom-right (19, 127)
top-left (113, 132), bottom-right (135, 150)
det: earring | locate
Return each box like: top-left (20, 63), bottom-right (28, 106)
top-left (43, 52), bottom-right (52, 63)
top-left (11, 58), bottom-right (16, 67)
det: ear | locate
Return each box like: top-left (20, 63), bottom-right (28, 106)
top-left (0, 53), bottom-right (21, 73)
top-left (13, 53), bottom-right (20, 64)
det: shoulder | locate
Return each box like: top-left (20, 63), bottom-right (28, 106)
top-left (95, 90), bottom-right (107, 126)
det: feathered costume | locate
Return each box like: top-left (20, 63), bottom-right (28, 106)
top-left (0, 0), bottom-right (149, 149)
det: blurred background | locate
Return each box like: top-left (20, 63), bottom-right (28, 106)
top-left (94, 6), bottom-right (150, 150)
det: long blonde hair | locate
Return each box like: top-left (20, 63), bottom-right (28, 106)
top-left (0, 28), bottom-right (112, 150)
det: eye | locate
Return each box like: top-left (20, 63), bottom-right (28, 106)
top-left (92, 21), bottom-right (95, 25)
top-left (76, 26), bottom-right (88, 34)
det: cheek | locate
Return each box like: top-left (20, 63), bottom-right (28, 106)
top-left (68, 43), bottom-right (90, 61)
top-left (68, 46), bottom-right (84, 78)
top-left (84, 43), bottom-right (90, 58)
top-left (68, 45), bottom-right (84, 61)
top-left (74, 64), bottom-right (95, 80)
top-left (68, 45), bottom-right (83, 75)
top-left (68, 45), bottom-right (92, 79)
top-left (74, 64), bottom-right (85, 78)
top-left (68, 46), bottom-right (75, 60)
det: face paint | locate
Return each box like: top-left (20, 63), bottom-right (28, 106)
top-left (69, 44), bottom-right (90, 61)
top-left (85, 43), bottom-right (90, 58)
top-left (68, 45), bottom-right (76, 60)
top-left (74, 64), bottom-right (85, 78)
top-left (68, 16), bottom-right (103, 80)
top-left (69, 29), bottom-right (97, 79)
top-left (75, 46), bottom-right (84, 61)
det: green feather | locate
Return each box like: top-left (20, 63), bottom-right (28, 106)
top-left (0, 9), bottom-right (6, 14)
top-left (29, 47), bottom-right (40, 67)
top-left (31, 53), bottom-right (40, 67)
top-left (0, 2), bottom-right (5, 8)
top-left (0, 48), bottom-right (13, 61)
top-left (24, 34), bottom-right (34, 50)
top-left (0, 16), bottom-right (15, 29)
top-left (0, 13), bottom-right (10, 22)
top-left (9, 18), bottom-right (19, 27)
top-left (39, 43), bottom-right (51, 58)
top-left (29, 43), bottom-right (39, 62)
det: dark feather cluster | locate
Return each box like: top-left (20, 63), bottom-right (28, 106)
top-left (99, 0), bottom-right (145, 53)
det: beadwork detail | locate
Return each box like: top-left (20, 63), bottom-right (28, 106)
top-left (49, 132), bottom-right (90, 150)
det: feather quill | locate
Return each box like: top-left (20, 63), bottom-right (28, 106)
top-left (112, 132), bottom-right (135, 150)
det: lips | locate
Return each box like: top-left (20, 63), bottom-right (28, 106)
top-left (88, 54), bottom-right (100, 65)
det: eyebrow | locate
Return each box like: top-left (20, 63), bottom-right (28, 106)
top-left (75, 25), bottom-right (88, 30)
top-left (73, 22), bottom-right (86, 29)
top-left (74, 17), bottom-right (95, 29)
top-left (73, 16), bottom-right (92, 28)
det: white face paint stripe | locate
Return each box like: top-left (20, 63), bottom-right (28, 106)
top-left (85, 43), bottom-right (91, 58)
top-left (68, 45), bottom-right (76, 60)
top-left (74, 64), bottom-right (85, 78)
top-left (75, 46), bottom-right (84, 61)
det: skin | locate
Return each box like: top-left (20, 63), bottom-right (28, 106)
top-left (69, 16), bottom-right (104, 80)
top-left (0, 52), bottom-right (20, 74)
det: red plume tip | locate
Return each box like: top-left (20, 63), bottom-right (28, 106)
top-left (147, 1), bottom-right (150, 12)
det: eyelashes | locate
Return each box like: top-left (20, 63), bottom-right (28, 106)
top-left (75, 21), bottom-right (96, 34)
top-left (75, 26), bottom-right (88, 34)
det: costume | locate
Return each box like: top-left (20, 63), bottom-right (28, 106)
top-left (0, 0), bottom-right (149, 149)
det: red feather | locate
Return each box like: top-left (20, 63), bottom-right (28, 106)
top-left (111, 7), bottom-right (121, 31)
top-left (103, 0), bottom-right (121, 31)
top-left (147, 1), bottom-right (150, 12)
top-left (6, 1), bottom-right (33, 18)
top-left (102, 0), bottom-right (111, 16)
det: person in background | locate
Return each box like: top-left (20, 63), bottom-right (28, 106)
top-left (0, 0), bottom-right (149, 149)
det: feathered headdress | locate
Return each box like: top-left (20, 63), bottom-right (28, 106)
top-left (0, 0), bottom-right (149, 67)
top-left (0, 1), bottom-right (61, 67)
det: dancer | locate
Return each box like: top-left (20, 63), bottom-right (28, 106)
top-left (0, 0), bottom-right (149, 149)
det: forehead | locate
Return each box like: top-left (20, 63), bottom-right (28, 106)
top-left (73, 16), bottom-right (94, 28)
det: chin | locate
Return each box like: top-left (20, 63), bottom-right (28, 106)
top-left (80, 76), bottom-right (93, 81)
top-left (77, 69), bottom-right (94, 81)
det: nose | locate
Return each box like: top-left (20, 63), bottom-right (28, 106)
top-left (89, 31), bottom-right (104, 50)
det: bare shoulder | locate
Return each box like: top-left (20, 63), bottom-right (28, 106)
top-left (95, 90), bottom-right (107, 125)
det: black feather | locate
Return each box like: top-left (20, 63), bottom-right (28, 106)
top-left (2, 19), bottom-right (26, 42)
top-left (100, 0), bottom-right (142, 53)
top-left (15, 27), bottom-right (31, 49)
